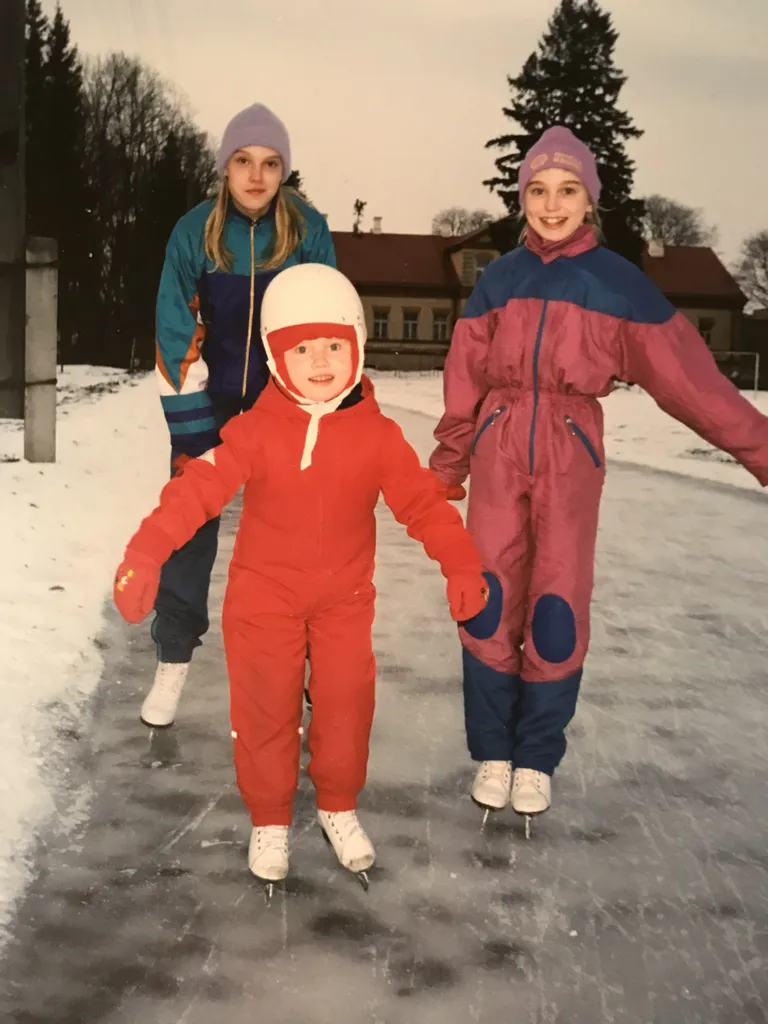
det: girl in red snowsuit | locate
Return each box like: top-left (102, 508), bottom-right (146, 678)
top-left (114, 264), bottom-right (487, 886)
top-left (430, 126), bottom-right (768, 824)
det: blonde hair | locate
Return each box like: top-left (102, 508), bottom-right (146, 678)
top-left (517, 206), bottom-right (604, 244)
top-left (204, 182), bottom-right (306, 272)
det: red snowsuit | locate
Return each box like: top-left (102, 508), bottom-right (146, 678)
top-left (430, 225), bottom-right (768, 774)
top-left (121, 377), bottom-right (483, 825)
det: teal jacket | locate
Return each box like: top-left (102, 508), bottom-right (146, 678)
top-left (155, 194), bottom-right (335, 457)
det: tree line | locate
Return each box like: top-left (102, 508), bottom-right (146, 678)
top-left (26, 0), bottom-right (218, 369)
top-left (27, 0), bottom-right (768, 376)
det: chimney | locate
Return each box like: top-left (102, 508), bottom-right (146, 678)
top-left (439, 223), bottom-right (452, 238)
top-left (648, 238), bottom-right (665, 258)
top-left (372, 216), bottom-right (382, 234)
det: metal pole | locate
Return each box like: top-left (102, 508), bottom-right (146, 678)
top-left (0, 0), bottom-right (26, 418)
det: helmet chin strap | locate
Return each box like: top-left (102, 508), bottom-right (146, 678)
top-left (267, 356), bottom-right (363, 471)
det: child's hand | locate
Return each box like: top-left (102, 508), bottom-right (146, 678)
top-left (113, 549), bottom-right (162, 624)
top-left (431, 472), bottom-right (466, 502)
top-left (445, 484), bottom-right (467, 501)
top-left (446, 573), bottom-right (488, 622)
top-left (172, 453), bottom-right (192, 477)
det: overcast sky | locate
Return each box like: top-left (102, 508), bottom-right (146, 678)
top-left (44, 0), bottom-right (768, 263)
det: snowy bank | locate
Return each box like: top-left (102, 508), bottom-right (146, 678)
top-left (0, 367), bottom-right (167, 948)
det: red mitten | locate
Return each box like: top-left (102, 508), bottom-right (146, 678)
top-left (431, 472), bottom-right (467, 502)
top-left (446, 573), bottom-right (488, 622)
top-left (113, 549), bottom-right (162, 624)
top-left (172, 453), bottom-right (192, 477)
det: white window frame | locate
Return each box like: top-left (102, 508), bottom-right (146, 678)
top-left (372, 309), bottom-right (389, 340)
top-left (402, 310), bottom-right (420, 341)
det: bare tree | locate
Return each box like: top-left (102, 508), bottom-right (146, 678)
top-left (353, 199), bottom-right (367, 234)
top-left (642, 194), bottom-right (718, 247)
top-left (80, 54), bottom-right (215, 365)
top-left (734, 230), bottom-right (768, 310)
top-left (432, 207), bottom-right (494, 237)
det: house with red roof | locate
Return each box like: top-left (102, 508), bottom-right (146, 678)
top-left (331, 218), bottom-right (750, 378)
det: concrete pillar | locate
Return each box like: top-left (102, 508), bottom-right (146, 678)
top-left (25, 238), bottom-right (58, 463)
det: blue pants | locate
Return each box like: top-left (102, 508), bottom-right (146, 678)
top-left (152, 396), bottom-right (246, 663)
top-left (462, 648), bottom-right (581, 776)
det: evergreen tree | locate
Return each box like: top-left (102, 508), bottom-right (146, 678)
top-left (25, 0), bottom-right (49, 236)
top-left (485, 0), bottom-right (644, 262)
top-left (285, 169), bottom-right (310, 203)
top-left (43, 4), bottom-right (88, 361)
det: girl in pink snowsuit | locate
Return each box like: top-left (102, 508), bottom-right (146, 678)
top-left (430, 126), bottom-right (768, 822)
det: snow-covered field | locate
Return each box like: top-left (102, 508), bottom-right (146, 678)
top-left (0, 366), bottom-right (765, 953)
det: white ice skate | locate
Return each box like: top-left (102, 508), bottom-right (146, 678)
top-left (510, 768), bottom-right (551, 839)
top-left (248, 826), bottom-right (289, 902)
top-left (140, 662), bottom-right (189, 728)
top-left (317, 810), bottom-right (375, 890)
top-left (471, 760), bottom-right (513, 829)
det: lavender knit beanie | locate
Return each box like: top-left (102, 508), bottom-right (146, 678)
top-left (517, 126), bottom-right (601, 204)
top-left (215, 103), bottom-right (292, 182)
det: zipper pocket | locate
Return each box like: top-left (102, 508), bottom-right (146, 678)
top-left (565, 415), bottom-right (601, 468)
top-left (471, 406), bottom-right (506, 455)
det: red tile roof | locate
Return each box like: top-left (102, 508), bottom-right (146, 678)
top-left (641, 245), bottom-right (745, 304)
top-left (331, 230), bottom-right (745, 306)
top-left (332, 231), bottom-right (458, 289)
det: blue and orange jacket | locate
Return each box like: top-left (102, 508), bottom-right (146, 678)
top-left (430, 224), bottom-right (768, 488)
top-left (155, 194), bottom-right (335, 458)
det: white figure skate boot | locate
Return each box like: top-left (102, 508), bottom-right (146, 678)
top-left (471, 760), bottom-right (512, 829)
top-left (511, 768), bottom-right (551, 838)
top-left (317, 809), bottom-right (375, 889)
top-left (140, 662), bottom-right (189, 728)
top-left (248, 825), bottom-right (289, 904)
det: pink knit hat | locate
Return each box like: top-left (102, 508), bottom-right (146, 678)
top-left (517, 126), bottom-right (601, 205)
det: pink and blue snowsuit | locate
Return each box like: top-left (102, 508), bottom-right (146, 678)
top-left (430, 224), bottom-right (768, 776)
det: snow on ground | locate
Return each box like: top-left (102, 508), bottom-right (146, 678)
top-left (0, 367), bottom-right (167, 948)
top-left (368, 370), bottom-right (768, 493)
top-left (0, 365), bottom-right (765, 953)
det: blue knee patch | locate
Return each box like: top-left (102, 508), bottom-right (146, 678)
top-left (461, 572), bottom-right (503, 640)
top-left (531, 594), bottom-right (576, 664)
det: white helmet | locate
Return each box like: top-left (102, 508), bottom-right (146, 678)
top-left (260, 264), bottom-right (367, 470)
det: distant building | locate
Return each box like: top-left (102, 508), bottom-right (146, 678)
top-left (332, 219), bottom-right (750, 379)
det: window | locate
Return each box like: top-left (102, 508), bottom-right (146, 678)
top-left (474, 254), bottom-right (493, 283)
top-left (461, 251), bottom-right (475, 286)
top-left (698, 316), bottom-right (716, 346)
top-left (460, 250), bottom-right (495, 286)
top-left (433, 312), bottom-right (450, 341)
top-left (372, 309), bottom-right (389, 340)
top-left (403, 311), bottom-right (419, 341)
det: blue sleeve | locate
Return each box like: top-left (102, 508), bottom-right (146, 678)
top-left (155, 220), bottom-right (219, 459)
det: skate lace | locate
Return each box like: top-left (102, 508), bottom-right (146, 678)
top-left (255, 826), bottom-right (288, 854)
top-left (326, 811), bottom-right (363, 845)
top-left (480, 761), bottom-right (512, 784)
top-left (514, 768), bottom-right (543, 792)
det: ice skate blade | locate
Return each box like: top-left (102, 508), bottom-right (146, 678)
top-left (471, 799), bottom-right (505, 833)
top-left (140, 716), bottom-right (174, 730)
top-left (511, 807), bottom-right (549, 839)
top-left (250, 875), bottom-right (284, 905)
